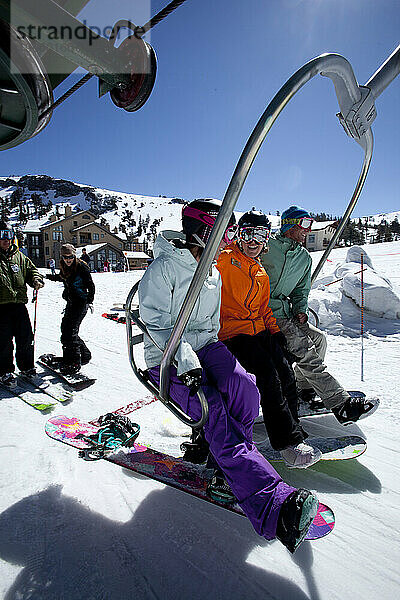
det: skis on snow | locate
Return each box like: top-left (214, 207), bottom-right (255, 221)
top-left (0, 379), bottom-right (55, 412)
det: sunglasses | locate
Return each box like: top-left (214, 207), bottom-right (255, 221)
top-left (282, 217), bottom-right (314, 230)
top-left (62, 255), bottom-right (74, 260)
top-left (238, 226), bottom-right (270, 244)
top-left (0, 229), bottom-right (14, 240)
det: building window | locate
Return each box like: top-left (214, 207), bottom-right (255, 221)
top-left (82, 214), bottom-right (91, 219)
top-left (53, 231), bottom-right (63, 241)
top-left (93, 233), bottom-right (99, 241)
top-left (73, 221), bottom-right (78, 226)
top-left (101, 234), bottom-right (104, 238)
top-left (32, 248), bottom-right (40, 258)
top-left (30, 235), bottom-right (40, 246)
top-left (45, 247), bottom-right (49, 255)
top-left (44, 232), bottom-right (49, 241)
top-left (308, 234), bottom-right (315, 243)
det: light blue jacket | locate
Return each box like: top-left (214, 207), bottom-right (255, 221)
top-left (261, 234), bottom-right (311, 319)
top-left (138, 231), bottom-right (221, 376)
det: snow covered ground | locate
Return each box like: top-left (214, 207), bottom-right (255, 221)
top-left (1, 241), bottom-right (400, 600)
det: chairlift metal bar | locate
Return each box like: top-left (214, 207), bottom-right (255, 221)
top-left (159, 52), bottom-right (375, 399)
top-left (312, 43), bottom-right (400, 283)
top-left (125, 281), bottom-right (209, 428)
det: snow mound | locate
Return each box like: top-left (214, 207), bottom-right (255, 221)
top-left (311, 245), bottom-right (400, 332)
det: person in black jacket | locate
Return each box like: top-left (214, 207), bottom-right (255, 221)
top-left (46, 244), bottom-right (95, 374)
top-left (80, 248), bottom-right (91, 269)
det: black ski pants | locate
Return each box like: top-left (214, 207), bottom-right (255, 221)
top-left (0, 303), bottom-right (34, 375)
top-left (60, 301), bottom-right (91, 366)
top-left (224, 329), bottom-right (306, 451)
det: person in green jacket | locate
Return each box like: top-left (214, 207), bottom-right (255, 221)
top-left (261, 206), bottom-right (379, 425)
top-left (0, 221), bottom-right (44, 388)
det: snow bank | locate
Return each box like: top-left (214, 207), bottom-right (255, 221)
top-left (310, 244), bottom-right (400, 332)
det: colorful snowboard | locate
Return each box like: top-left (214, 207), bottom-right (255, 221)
top-left (45, 415), bottom-right (335, 542)
top-left (38, 354), bottom-right (96, 391)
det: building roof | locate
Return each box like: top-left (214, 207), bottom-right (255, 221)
top-left (76, 242), bottom-right (123, 257)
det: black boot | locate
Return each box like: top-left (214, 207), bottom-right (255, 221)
top-left (298, 388), bottom-right (325, 410)
top-left (180, 428), bottom-right (210, 464)
top-left (276, 489), bottom-right (319, 553)
top-left (332, 396), bottom-right (379, 425)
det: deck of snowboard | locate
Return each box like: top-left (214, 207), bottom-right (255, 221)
top-left (45, 415), bottom-right (335, 542)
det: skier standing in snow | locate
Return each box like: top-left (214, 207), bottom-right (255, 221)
top-left (0, 221), bottom-right (44, 387)
top-left (80, 248), bottom-right (91, 269)
top-left (217, 209), bottom-right (321, 468)
top-left (261, 205), bottom-right (378, 424)
top-left (138, 198), bottom-right (320, 553)
top-left (46, 244), bottom-right (94, 374)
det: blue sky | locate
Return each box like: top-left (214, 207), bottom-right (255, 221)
top-left (2, 0), bottom-right (400, 218)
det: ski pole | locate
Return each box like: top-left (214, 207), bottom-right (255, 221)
top-left (32, 289), bottom-right (38, 346)
top-left (360, 253), bottom-right (364, 381)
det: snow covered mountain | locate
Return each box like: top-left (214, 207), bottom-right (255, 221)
top-left (0, 174), bottom-right (399, 247)
top-left (0, 175), bottom-right (186, 245)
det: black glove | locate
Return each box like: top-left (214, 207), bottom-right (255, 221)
top-left (272, 331), bottom-right (287, 351)
top-left (178, 368), bottom-right (202, 394)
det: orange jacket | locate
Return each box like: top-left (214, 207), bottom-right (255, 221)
top-left (216, 242), bottom-right (280, 341)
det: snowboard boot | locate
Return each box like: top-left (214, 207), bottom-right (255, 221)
top-left (60, 362), bottom-right (81, 375)
top-left (276, 488), bottom-right (319, 553)
top-left (298, 388), bottom-right (325, 411)
top-left (206, 469), bottom-right (236, 505)
top-left (280, 442), bottom-right (322, 469)
top-left (180, 428), bottom-right (210, 464)
top-left (80, 345), bottom-right (92, 366)
top-left (20, 368), bottom-right (40, 384)
top-left (332, 395), bottom-right (379, 425)
top-left (0, 372), bottom-right (17, 388)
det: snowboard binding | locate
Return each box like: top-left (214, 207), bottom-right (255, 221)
top-left (78, 413), bottom-right (140, 460)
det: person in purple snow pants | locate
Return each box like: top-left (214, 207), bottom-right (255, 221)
top-left (138, 198), bottom-right (320, 553)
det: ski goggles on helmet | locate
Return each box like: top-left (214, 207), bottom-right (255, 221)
top-left (281, 216), bottom-right (313, 230)
top-left (0, 229), bottom-right (14, 240)
top-left (238, 226), bottom-right (270, 244)
top-left (183, 206), bottom-right (236, 244)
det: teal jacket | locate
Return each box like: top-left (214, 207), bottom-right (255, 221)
top-left (261, 234), bottom-right (311, 319)
top-left (0, 244), bottom-right (43, 305)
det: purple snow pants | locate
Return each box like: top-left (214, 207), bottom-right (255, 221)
top-left (148, 340), bottom-right (295, 540)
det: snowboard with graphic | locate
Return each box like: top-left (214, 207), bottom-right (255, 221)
top-left (45, 415), bottom-right (335, 542)
top-left (38, 354), bottom-right (96, 391)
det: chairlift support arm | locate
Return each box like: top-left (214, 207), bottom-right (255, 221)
top-left (128, 45), bottom-right (400, 428)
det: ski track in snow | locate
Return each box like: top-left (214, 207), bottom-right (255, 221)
top-left (0, 242), bottom-right (400, 599)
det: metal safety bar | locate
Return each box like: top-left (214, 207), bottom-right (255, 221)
top-left (125, 281), bottom-right (209, 428)
top-left (159, 52), bottom-right (377, 401)
top-left (127, 46), bottom-right (399, 428)
top-left (311, 43), bottom-right (400, 283)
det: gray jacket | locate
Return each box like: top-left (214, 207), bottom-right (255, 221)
top-left (138, 231), bottom-right (221, 376)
